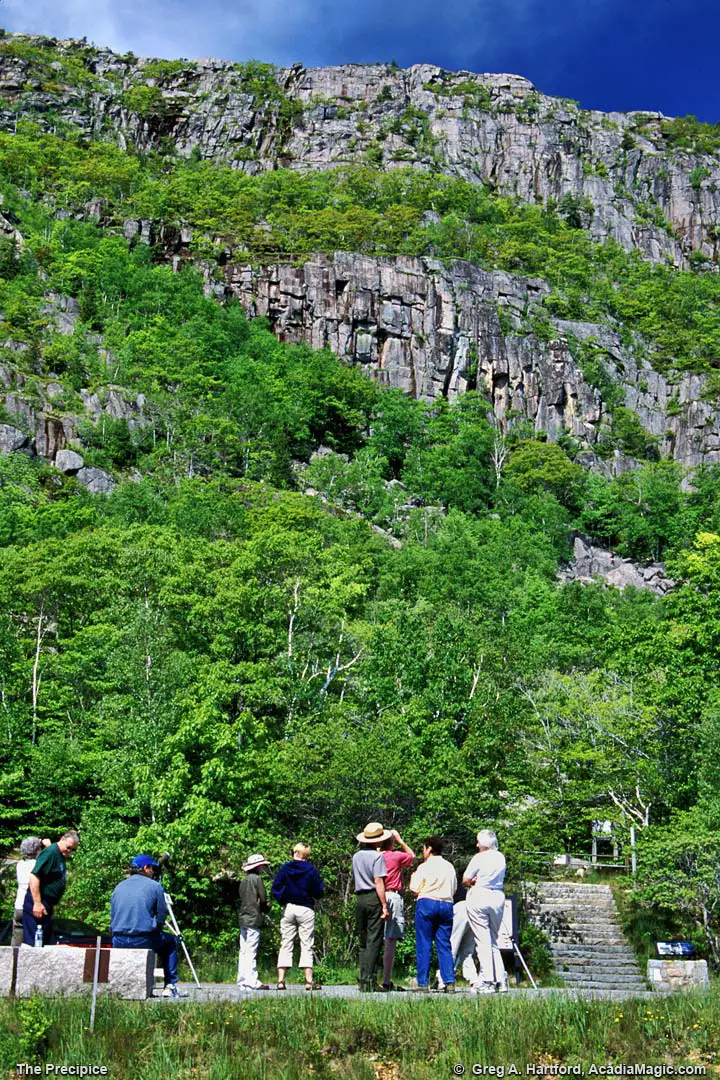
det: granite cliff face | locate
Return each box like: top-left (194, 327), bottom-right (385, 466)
top-left (1, 38), bottom-right (719, 268)
top-left (1, 35), bottom-right (720, 474)
top-left (224, 253), bottom-right (720, 470)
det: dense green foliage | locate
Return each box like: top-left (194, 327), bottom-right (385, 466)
top-left (3, 57), bottom-right (720, 976)
top-left (657, 114), bottom-right (720, 156)
top-left (3, 200), bottom-right (720, 963)
top-left (1, 125), bottom-right (720, 374)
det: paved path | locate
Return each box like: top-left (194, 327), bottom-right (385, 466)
top-left (166, 983), bottom-right (655, 1003)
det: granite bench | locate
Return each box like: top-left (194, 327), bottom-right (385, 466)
top-left (0, 945), bottom-right (154, 999)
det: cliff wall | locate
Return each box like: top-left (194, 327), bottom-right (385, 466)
top-left (1, 39), bottom-right (719, 267)
top-left (1, 36), bottom-right (720, 472)
top-left (225, 252), bottom-right (720, 469)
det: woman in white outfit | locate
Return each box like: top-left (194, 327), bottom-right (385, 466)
top-left (12, 837), bottom-right (49, 946)
top-left (463, 829), bottom-right (507, 994)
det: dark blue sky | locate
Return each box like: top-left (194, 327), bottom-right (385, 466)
top-left (5, 0), bottom-right (720, 121)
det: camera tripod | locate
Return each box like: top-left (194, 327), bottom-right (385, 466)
top-left (155, 854), bottom-right (201, 988)
top-left (163, 888), bottom-right (202, 988)
top-left (511, 936), bottom-right (537, 989)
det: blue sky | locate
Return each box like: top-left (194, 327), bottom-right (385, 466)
top-left (3, 0), bottom-right (719, 122)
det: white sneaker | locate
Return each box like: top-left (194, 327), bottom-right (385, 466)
top-left (162, 984), bottom-right (187, 998)
top-left (471, 982), bottom-right (497, 995)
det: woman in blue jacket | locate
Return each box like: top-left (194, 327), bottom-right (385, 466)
top-left (271, 842), bottom-right (325, 990)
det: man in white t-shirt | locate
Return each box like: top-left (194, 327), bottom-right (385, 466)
top-left (12, 836), bottom-right (50, 946)
top-left (463, 829), bottom-right (507, 994)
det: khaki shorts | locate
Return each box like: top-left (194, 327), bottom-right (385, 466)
top-left (384, 891), bottom-right (406, 940)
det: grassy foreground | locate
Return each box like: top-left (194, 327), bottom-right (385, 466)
top-left (1, 992), bottom-right (720, 1080)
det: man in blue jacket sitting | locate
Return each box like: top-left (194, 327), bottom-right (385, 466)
top-left (110, 854), bottom-right (184, 998)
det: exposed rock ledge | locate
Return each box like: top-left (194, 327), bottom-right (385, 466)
top-left (224, 252), bottom-right (720, 470)
top-left (4, 43), bottom-right (720, 267)
top-left (558, 535), bottom-right (673, 594)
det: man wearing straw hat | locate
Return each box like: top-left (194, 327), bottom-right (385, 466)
top-left (237, 853), bottom-right (271, 990)
top-left (352, 822), bottom-right (391, 992)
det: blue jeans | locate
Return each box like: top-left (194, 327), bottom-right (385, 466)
top-left (112, 931), bottom-right (179, 985)
top-left (415, 898), bottom-right (454, 987)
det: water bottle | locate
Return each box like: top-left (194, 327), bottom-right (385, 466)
top-left (34, 924), bottom-right (43, 948)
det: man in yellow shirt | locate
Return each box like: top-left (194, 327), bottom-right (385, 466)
top-left (409, 836), bottom-right (456, 992)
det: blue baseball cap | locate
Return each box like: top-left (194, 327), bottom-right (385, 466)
top-left (131, 854), bottom-right (160, 869)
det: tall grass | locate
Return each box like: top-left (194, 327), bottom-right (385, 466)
top-left (2, 991), bottom-right (719, 1079)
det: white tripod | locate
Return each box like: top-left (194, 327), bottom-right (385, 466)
top-left (163, 890), bottom-right (201, 988)
top-left (511, 936), bottom-right (538, 989)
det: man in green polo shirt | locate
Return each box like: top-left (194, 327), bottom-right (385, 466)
top-left (23, 830), bottom-right (80, 945)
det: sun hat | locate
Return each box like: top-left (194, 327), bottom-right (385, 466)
top-left (243, 853), bottom-right (270, 872)
top-left (356, 822), bottom-right (393, 844)
top-left (131, 854), bottom-right (160, 869)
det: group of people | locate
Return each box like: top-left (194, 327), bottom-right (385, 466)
top-left (241, 822), bottom-right (509, 993)
top-left (11, 831), bottom-right (79, 949)
top-left (11, 832), bottom-right (184, 998)
top-left (10, 821), bottom-right (510, 995)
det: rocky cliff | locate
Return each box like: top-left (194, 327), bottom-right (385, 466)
top-left (1, 34), bottom-right (720, 475)
top-left (558, 535), bottom-right (674, 594)
top-left (224, 252), bottom-right (720, 470)
top-left (1, 36), bottom-right (719, 268)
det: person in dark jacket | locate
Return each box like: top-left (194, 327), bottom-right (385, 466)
top-left (110, 854), bottom-right (183, 998)
top-left (271, 843), bottom-right (325, 990)
top-left (237, 853), bottom-right (271, 990)
top-left (23, 830), bottom-right (79, 947)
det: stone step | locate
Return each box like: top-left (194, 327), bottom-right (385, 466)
top-left (548, 929), bottom-right (628, 938)
top-left (558, 975), bottom-right (645, 985)
top-left (551, 939), bottom-right (630, 948)
top-left (554, 959), bottom-right (643, 971)
top-left (545, 920), bottom-right (624, 930)
top-left (551, 945), bottom-right (637, 958)
top-left (560, 990), bottom-right (656, 1000)
top-left (536, 892), bottom-right (615, 901)
top-left (535, 881), bottom-right (613, 889)
top-left (535, 902), bottom-right (617, 911)
top-left (557, 966), bottom-right (644, 977)
top-left (552, 959), bottom-right (634, 967)
top-left (539, 915), bottom-right (626, 924)
top-left (534, 892), bottom-right (614, 900)
top-left (535, 887), bottom-right (614, 895)
top-left (552, 960), bottom-right (638, 969)
top-left (548, 928), bottom-right (626, 937)
top-left (558, 966), bottom-right (644, 979)
top-left (560, 978), bottom-right (647, 989)
top-left (561, 976), bottom-right (643, 984)
top-left (546, 928), bottom-right (626, 937)
top-left (537, 913), bottom-right (618, 920)
top-left (550, 933), bottom-right (628, 940)
top-left (557, 980), bottom-right (647, 989)
top-left (533, 881), bottom-right (642, 993)
top-left (535, 889), bottom-right (613, 898)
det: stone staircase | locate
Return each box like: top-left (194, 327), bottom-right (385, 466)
top-left (532, 881), bottom-right (647, 994)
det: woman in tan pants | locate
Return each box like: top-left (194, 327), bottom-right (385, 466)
top-left (271, 843), bottom-right (325, 990)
